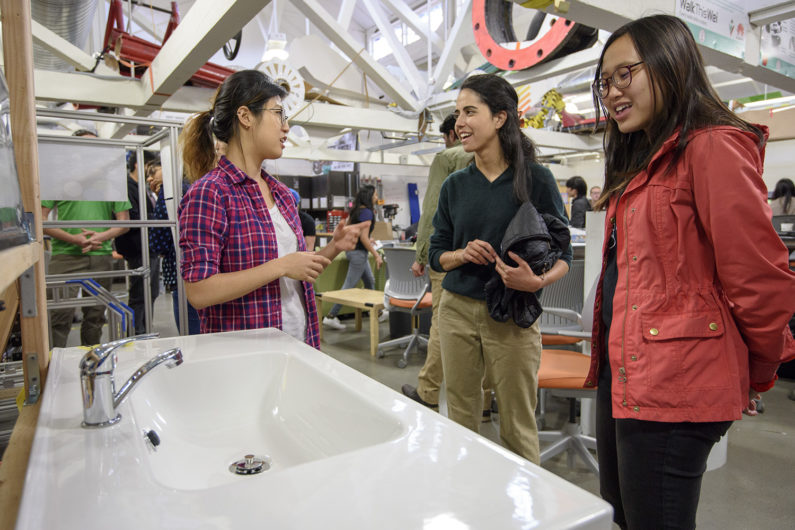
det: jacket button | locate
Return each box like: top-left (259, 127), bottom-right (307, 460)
top-left (618, 367), bottom-right (625, 374)
top-left (631, 304), bottom-right (638, 310)
top-left (633, 406), bottom-right (640, 412)
top-left (649, 328), bottom-right (659, 336)
top-left (709, 322), bottom-right (719, 331)
top-left (632, 255), bottom-right (638, 261)
top-left (630, 355), bottom-right (637, 361)
top-left (622, 400), bottom-right (628, 406)
top-left (631, 208), bottom-right (636, 213)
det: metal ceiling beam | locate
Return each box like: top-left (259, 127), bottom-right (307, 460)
top-left (361, 0), bottom-right (424, 97)
top-left (282, 144), bottom-right (433, 166)
top-left (749, 1), bottom-right (795, 27)
top-left (337, 0), bottom-right (357, 29)
top-left (32, 69), bottom-right (423, 134)
top-left (535, 0), bottom-right (795, 94)
top-left (432, 0), bottom-right (473, 92)
top-left (380, 0), bottom-right (444, 53)
top-left (291, 0), bottom-right (420, 111)
top-left (30, 18), bottom-right (96, 72)
top-left (525, 128), bottom-right (603, 152)
top-left (140, 0), bottom-right (271, 109)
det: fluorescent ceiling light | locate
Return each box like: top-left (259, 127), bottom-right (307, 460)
top-left (742, 94), bottom-right (795, 109)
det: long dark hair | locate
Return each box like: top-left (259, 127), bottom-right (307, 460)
top-left (592, 15), bottom-right (765, 210)
top-left (460, 74), bottom-right (537, 204)
top-left (772, 178), bottom-right (794, 213)
top-left (349, 184), bottom-right (375, 225)
top-left (180, 70), bottom-right (287, 182)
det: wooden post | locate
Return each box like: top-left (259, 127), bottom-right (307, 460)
top-left (1, 0), bottom-right (49, 391)
top-left (0, 1), bottom-right (49, 528)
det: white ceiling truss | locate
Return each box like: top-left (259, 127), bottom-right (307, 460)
top-left (13, 0), bottom-right (795, 165)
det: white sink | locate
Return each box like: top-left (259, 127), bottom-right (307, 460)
top-left (128, 349), bottom-right (404, 490)
top-left (17, 329), bottom-right (612, 529)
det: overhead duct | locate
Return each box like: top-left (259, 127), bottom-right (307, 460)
top-left (31, 0), bottom-right (99, 72)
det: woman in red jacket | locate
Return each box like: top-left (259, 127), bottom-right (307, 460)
top-left (588, 15), bottom-right (795, 529)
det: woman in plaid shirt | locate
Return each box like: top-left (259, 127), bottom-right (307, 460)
top-left (178, 70), bottom-right (368, 347)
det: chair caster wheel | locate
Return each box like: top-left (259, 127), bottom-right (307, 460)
top-left (397, 359), bottom-right (407, 369)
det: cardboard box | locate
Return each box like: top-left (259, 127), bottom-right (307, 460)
top-left (371, 221), bottom-right (393, 241)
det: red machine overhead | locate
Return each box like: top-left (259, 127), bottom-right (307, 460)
top-left (103, 0), bottom-right (235, 90)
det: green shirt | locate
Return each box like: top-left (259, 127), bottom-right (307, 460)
top-left (429, 162), bottom-right (571, 300)
top-left (415, 145), bottom-right (474, 265)
top-left (41, 199), bottom-right (131, 255)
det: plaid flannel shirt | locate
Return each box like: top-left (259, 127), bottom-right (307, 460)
top-left (178, 157), bottom-right (320, 347)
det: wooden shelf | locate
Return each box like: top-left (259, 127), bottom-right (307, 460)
top-left (0, 242), bottom-right (41, 294)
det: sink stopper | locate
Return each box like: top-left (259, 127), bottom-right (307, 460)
top-left (229, 454), bottom-right (271, 475)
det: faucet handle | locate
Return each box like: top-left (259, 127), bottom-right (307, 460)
top-left (79, 333), bottom-right (160, 375)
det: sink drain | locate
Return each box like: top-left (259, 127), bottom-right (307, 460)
top-left (229, 454), bottom-right (271, 475)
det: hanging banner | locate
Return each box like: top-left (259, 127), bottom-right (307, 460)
top-left (675, 0), bottom-right (748, 59)
top-left (760, 18), bottom-right (795, 79)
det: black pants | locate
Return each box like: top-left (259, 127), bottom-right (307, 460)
top-left (596, 364), bottom-right (732, 530)
top-left (126, 255), bottom-right (160, 334)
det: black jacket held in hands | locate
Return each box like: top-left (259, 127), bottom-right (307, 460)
top-left (484, 201), bottom-right (571, 328)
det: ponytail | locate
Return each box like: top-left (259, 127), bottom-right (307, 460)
top-left (180, 110), bottom-right (216, 183)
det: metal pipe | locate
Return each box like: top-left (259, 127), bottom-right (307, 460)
top-left (37, 108), bottom-right (182, 127)
top-left (44, 220), bottom-right (174, 228)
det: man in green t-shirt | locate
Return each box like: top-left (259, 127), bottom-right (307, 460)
top-left (42, 133), bottom-right (131, 347)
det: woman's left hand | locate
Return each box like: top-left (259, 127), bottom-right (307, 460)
top-left (332, 219), bottom-right (371, 251)
top-left (742, 389), bottom-right (762, 416)
top-left (494, 251), bottom-right (545, 293)
top-left (374, 253), bottom-right (383, 270)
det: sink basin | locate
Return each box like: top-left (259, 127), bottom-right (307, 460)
top-left (17, 328), bottom-right (612, 529)
top-left (128, 349), bottom-right (404, 490)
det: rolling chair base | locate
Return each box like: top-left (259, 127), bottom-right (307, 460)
top-left (377, 333), bottom-right (428, 368)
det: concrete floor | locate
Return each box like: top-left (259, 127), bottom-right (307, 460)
top-left (60, 295), bottom-right (795, 528)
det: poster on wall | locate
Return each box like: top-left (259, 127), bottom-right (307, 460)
top-left (675, 0), bottom-right (749, 59)
top-left (329, 132), bottom-right (356, 172)
top-left (760, 18), bottom-right (795, 79)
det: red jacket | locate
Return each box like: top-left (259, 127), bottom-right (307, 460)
top-left (585, 126), bottom-right (795, 422)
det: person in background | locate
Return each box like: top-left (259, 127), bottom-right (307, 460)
top-left (147, 160), bottom-right (201, 335)
top-left (770, 177), bottom-right (794, 215)
top-left (42, 129), bottom-right (131, 347)
top-left (289, 188), bottom-right (317, 250)
top-left (588, 15), bottom-right (795, 529)
top-left (402, 114), bottom-right (484, 414)
top-left (323, 184), bottom-right (384, 330)
top-left (115, 149), bottom-right (160, 334)
top-left (179, 69), bottom-right (368, 345)
top-left (429, 74), bottom-right (572, 464)
top-left (565, 175), bottom-right (591, 229)
top-left (589, 185), bottom-right (602, 205)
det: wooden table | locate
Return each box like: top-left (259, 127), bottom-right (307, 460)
top-left (316, 288), bottom-right (385, 357)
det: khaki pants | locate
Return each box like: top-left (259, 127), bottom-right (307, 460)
top-left (48, 253), bottom-right (114, 348)
top-left (417, 269), bottom-right (494, 406)
top-left (439, 289), bottom-right (542, 464)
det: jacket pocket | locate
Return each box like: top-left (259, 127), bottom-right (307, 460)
top-left (639, 310), bottom-right (730, 392)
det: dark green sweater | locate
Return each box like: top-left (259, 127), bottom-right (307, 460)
top-left (429, 162), bottom-right (572, 300)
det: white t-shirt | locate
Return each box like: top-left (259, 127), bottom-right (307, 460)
top-left (269, 204), bottom-right (307, 342)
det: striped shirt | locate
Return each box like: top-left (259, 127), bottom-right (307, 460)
top-left (178, 156), bottom-right (320, 347)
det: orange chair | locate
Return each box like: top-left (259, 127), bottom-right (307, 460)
top-left (537, 349), bottom-right (598, 474)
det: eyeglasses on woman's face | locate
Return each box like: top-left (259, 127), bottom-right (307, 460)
top-left (262, 106), bottom-right (288, 125)
top-left (593, 61), bottom-right (644, 99)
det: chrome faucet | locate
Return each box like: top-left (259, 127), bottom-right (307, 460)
top-left (80, 334), bottom-right (183, 428)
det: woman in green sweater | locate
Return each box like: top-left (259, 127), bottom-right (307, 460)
top-left (429, 74), bottom-right (571, 464)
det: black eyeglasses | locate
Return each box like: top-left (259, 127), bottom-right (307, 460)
top-left (263, 107), bottom-right (288, 125)
top-left (592, 61), bottom-right (644, 99)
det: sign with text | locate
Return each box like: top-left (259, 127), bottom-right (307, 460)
top-left (760, 18), bottom-right (795, 79)
top-left (676, 0), bottom-right (749, 59)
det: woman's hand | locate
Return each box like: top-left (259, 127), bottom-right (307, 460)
top-left (374, 252), bottom-right (383, 270)
top-left (410, 261), bottom-right (425, 277)
top-left (279, 252), bottom-right (331, 282)
top-left (742, 389), bottom-right (762, 416)
top-left (461, 239), bottom-right (497, 265)
top-left (331, 219), bottom-right (371, 252)
top-left (494, 251), bottom-right (545, 293)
